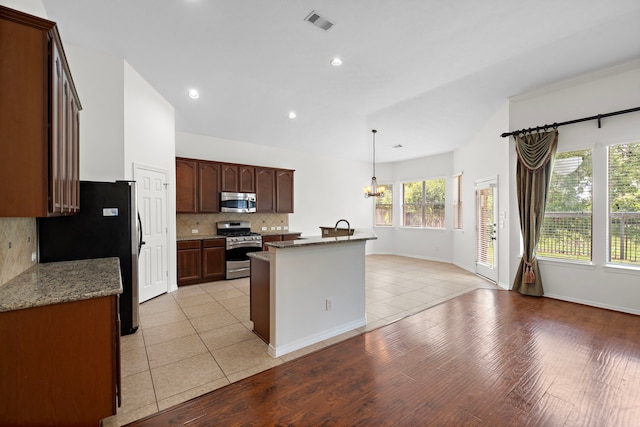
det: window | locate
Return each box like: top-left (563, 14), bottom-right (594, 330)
top-left (453, 173), bottom-right (463, 229)
top-left (538, 149), bottom-right (592, 261)
top-left (608, 142), bottom-right (640, 266)
top-left (375, 184), bottom-right (393, 226)
top-left (402, 178), bottom-right (445, 228)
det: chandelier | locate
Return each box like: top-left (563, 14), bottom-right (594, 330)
top-left (364, 129), bottom-right (385, 198)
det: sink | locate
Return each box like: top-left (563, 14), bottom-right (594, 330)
top-left (319, 227), bottom-right (355, 237)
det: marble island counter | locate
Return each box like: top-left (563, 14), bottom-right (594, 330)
top-left (0, 257), bottom-right (123, 312)
top-left (249, 229), bottom-right (376, 357)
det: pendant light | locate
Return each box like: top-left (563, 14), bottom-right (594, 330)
top-left (364, 129), bottom-right (385, 198)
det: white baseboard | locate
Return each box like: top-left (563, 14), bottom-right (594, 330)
top-left (544, 293), bottom-right (640, 316)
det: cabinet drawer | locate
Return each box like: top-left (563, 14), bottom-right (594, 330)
top-left (203, 238), bottom-right (225, 248)
top-left (178, 240), bottom-right (201, 250)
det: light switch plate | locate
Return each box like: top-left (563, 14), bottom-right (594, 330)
top-left (191, 229), bottom-right (198, 234)
top-left (261, 226), bottom-right (267, 231)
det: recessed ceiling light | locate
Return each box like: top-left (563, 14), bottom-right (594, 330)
top-left (288, 112), bottom-right (297, 119)
top-left (188, 89), bottom-right (199, 99)
top-left (330, 57), bottom-right (342, 67)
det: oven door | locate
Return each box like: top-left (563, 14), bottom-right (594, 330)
top-left (226, 244), bottom-right (262, 279)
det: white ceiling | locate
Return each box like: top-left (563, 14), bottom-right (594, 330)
top-left (42, 0), bottom-right (640, 163)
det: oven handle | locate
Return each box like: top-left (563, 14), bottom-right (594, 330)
top-left (226, 241), bottom-right (263, 250)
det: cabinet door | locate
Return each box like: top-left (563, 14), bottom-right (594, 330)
top-left (276, 169), bottom-right (294, 213)
top-left (238, 166), bottom-right (255, 193)
top-left (198, 161), bottom-right (220, 212)
top-left (176, 158), bottom-right (198, 213)
top-left (50, 39), bottom-right (64, 214)
top-left (256, 168), bottom-right (275, 213)
top-left (282, 233), bottom-right (300, 241)
top-left (261, 234), bottom-right (281, 251)
top-left (202, 240), bottom-right (225, 281)
top-left (220, 164), bottom-right (238, 192)
top-left (177, 248), bottom-right (202, 285)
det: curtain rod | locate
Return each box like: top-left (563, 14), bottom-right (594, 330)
top-left (500, 106), bottom-right (640, 138)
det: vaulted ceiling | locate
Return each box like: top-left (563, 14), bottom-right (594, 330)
top-left (42, 0), bottom-right (640, 162)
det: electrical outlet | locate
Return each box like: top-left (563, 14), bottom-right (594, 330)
top-left (261, 226), bottom-right (267, 231)
top-left (271, 226), bottom-right (276, 230)
top-left (191, 229), bottom-right (198, 234)
top-left (283, 226), bottom-right (289, 230)
top-left (326, 298), bottom-right (333, 311)
top-left (31, 252), bottom-right (37, 262)
top-left (276, 226), bottom-right (282, 230)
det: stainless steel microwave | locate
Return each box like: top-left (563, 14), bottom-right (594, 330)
top-left (220, 192), bottom-right (257, 213)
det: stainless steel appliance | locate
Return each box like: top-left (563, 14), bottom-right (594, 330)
top-left (220, 192), bottom-right (257, 213)
top-left (37, 181), bottom-right (141, 336)
top-left (217, 220), bottom-right (262, 279)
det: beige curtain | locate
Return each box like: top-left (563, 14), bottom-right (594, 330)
top-left (512, 130), bottom-right (558, 296)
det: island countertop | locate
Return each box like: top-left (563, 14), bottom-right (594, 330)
top-left (0, 257), bottom-right (123, 313)
top-left (264, 229), bottom-right (377, 249)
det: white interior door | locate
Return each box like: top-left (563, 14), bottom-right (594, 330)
top-left (476, 178), bottom-right (498, 283)
top-left (134, 165), bottom-right (168, 302)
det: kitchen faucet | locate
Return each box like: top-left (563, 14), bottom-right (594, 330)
top-left (334, 219), bottom-right (350, 233)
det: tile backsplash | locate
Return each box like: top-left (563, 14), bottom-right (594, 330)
top-left (0, 217), bottom-right (37, 286)
top-left (177, 213), bottom-right (290, 236)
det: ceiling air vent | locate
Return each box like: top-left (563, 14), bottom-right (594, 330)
top-left (305, 10), bottom-right (334, 31)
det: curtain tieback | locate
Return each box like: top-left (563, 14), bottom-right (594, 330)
top-left (523, 256), bottom-right (536, 284)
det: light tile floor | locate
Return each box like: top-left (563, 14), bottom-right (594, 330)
top-left (112, 255), bottom-right (500, 425)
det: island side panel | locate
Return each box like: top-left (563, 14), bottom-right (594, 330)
top-left (269, 240), bottom-right (367, 356)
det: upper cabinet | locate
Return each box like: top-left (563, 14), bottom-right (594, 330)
top-left (176, 158), bottom-right (294, 214)
top-left (221, 164), bottom-right (255, 193)
top-left (0, 6), bottom-right (82, 217)
top-left (255, 168), bottom-right (276, 213)
top-left (176, 158), bottom-right (221, 213)
top-left (276, 169), bottom-right (294, 213)
top-left (176, 158), bottom-right (198, 213)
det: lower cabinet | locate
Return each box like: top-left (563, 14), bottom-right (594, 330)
top-left (250, 256), bottom-right (270, 343)
top-left (261, 233), bottom-right (301, 251)
top-left (177, 238), bottom-right (225, 285)
top-left (0, 295), bottom-right (119, 426)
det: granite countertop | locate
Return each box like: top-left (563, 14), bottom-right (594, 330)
top-left (0, 257), bottom-right (123, 313)
top-left (248, 251), bottom-right (270, 262)
top-left (265, 229), bottom-right (377, 249)
top-left (177, 231), bottom-right (301, 241)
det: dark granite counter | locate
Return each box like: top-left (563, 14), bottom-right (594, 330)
top-left (0, 257), bottom-right (123, 312)
top-left (248, 251), bottom-right (270, 262)
top-left (176, 234), bottom-right (223, 242)
top-left (265, 229), bottom-right (377, 249)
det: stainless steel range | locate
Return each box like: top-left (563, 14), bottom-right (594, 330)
top-left (216, 220), bottom-right (262, 279)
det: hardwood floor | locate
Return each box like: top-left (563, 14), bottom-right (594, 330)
top-left (126, 289), bottom-right (640, 426)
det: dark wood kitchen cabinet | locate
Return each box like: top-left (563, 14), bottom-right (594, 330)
top-left (261, 233), bottom-right (301, 251)
top-left (177, 240), bottom-right (203, 285)
top-left (0, 295), bottom-right (119, 426)
top-left (198, 160), bottom-right (221, 212)
top-left (256, 167), bottom-right (295, 213)
top-left (176, 158), bottom-right (221, 213)
top-left (276, 169), bottom-right (295, 213)
top-left (256, 167), bottom-right (276, 212)
top-left (176, 158), bottom-right (198, 213)
top-left (250, 256), bottom-right (270, 343)
top-left (221, 164), bottom-right (255, 193)
top-left (202, 238), bottom-right (225, 281)
top-left (0, 6), bottom-right (82, 217)
top-left (177, 238), bottom-right (225, 285)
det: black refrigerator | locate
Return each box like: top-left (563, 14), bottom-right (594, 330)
top-left (38, 181), bottom-right (141, 335)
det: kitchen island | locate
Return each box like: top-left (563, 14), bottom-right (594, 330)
top-left (249, 230), bottom-right (376, 357)
top-left (0, 258), bottom-right (122, 426)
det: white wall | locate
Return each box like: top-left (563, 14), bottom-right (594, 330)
top-left (123, 62), bottom-right (177, 290)
top-left (65, 45), bottom-right (125, 181)
top-left (0, 0), bottom-right (46, 17)
top-left (453, 102), bottom-right (511, 287)
top-left (367, 152), bottom-right (455, 263)
top-left (175, 132), bottom-right (374, 240)
top-left (508, 61), bottom-right (640, 314)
